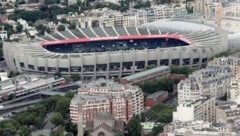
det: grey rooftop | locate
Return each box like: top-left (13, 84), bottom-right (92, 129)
top-left (121, 66), bottom-right (169, 81)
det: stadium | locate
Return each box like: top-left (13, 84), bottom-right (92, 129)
top-left (3, 20), bottom-right (228, 80)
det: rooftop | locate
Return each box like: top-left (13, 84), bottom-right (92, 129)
top-left (95, 112), bottom-right (114, 121)
top-left (147, 91), bottom-right (168, 99)
top-left (121, 66), bottom-right (169, 81)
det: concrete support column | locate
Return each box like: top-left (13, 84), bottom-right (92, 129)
top-left (93, 54), bottom-right (97, 80)
top-left (168, 48), bottom-right (172, 66)
top-left (157, 48), bottom-right (160, 66)
top-left (45, 58), bottom-right (48, 73)
top-left (132, 51), bottom-right (136, 74)
top-left (179, 48), bottom-right (183, 66)
top-left (68, 55), bottom-right (71, 76)
top-left (80, 56), bottom-right (84, 80)
top-left (106, 52), bottom-right (110, 79)
top-left (119, 51), bottom-right (123, 78)
top-left (145, 49), bottom-right (148, 67)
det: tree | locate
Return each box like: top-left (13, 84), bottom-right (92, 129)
top-left (65, 120), bottom-right (77, 135)
top-left (71, 74), bottom-right (80, 81)
top-left (57, 25), bottom-right (65, 31)
top-left (55, 97), bottom-right (71, 117)
top-left (18, 125), bottom-right (31, 136)
top-left (114, 132), bottom-right (124, 136)
top-left (64, 91), bottom-right (76, 99)
top-left (68, 23), bottom-right (76, 29)
top-left (144, 104), bottom-right (176, 123)
top-left (151, 125), bottom-right (163, 136)
top-left (139, 77), bottom-right (179, 94)
top-left (50, 125), bottom-right (64, 136)
top-left (144, 64), bottom-right (156, 70)
top-left (170, 65), bottom-right (194, 76)
top-left (50, 112), bottom-right (64, 126)
top-left (127, 114), bottom-right (142, 136)
top-left (83, 130), bottom-right (90, 136)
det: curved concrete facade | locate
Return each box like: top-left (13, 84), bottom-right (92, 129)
top-left (3, 23), bottom-right (228, 80)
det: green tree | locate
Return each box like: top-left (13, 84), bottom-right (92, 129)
top-left (50, 112), bottom-right (64, 126)
top-left (144, 64), bottom-right (156, 70)
top-left (83, 130), bottom-right (90, 136)
top-left (18, 125), bottom-right (31, 136)
top-left (144, 104), bottom-right (176, 123)
top-left (170, 65), bottom-right (194, 76)
top-left (50, 125), bottom-right (64, 136)
top-left (65, 120), bottom-right (77, 135)
top-left (114, 132), bottom-right (124, 136)
top-left (151, 125), bottom-right (163, 136)
top-left (55, 97), bottom-right (71, 117)
top-left (71, 74), bottom-right (80, 81)
top-left (16, 23), bottom-right (23, 33)
top-left (127, 114), bottom-right (142, 136)
top-left (68, 22), bottom-right (76, 29)
top-left (64, 91), bottom-right (76, 99)
top-left (40, 95), bottom-right (61, 111)
top-left (57, 25), bottom-right (65, 31)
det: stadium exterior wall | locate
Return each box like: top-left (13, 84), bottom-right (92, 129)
top-left (3, 41), bottom-right (224, 80)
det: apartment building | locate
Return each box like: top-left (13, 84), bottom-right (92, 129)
top-left (173, 96), bottom-right (216, 123)
top-left (163, 120), bottom-right (237, 136)
top-left (209, 57), bottom-right (240, 78)
top-left (178, 66), bottom-right (231, 103)
top-left (229, 78), bottom-right (240, 103)
top-left (216, 103), bottom-right (240, 124)
top-left (65, 6), bottom-right (181, 28)
top-left (69, 79), bottom-right (144, 124)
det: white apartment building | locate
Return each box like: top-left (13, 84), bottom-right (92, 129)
top-left (178, 66), bottom-right (231, 103)
top-left (229, 78), bottom-right (240, 104)
top-left (66, 6), bottom-right (182, 28)
top-left (216, 103), bottom-right (240, 124)
top-left (173, 96), bottom-right (216, 123)
top-left (209, 57), bottom-right (240, 78)
top-left (163, 120), bottom-right (237, 136)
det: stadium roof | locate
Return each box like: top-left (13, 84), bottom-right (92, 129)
top-left (140, 20), bottom-right (214, 32)
top-left (121, 66), bottom-right (169, 81)
top-left (39, 34), bottom-right (192, 46)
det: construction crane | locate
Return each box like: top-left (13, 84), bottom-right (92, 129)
top-left (216, 0), bottom-right (222, 28)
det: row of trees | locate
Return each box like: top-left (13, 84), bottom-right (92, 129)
top-left (139, 77), bottom-right (179, 94)
top-left (127, 104), bottom-right (175, 136)
top-left (170, 65), bottom-right (195, 76)
top-left (142, 104), bottom-right (176, 123)
top-left (0, 91), bottom-right (77, 136)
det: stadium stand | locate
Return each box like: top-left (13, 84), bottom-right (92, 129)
top-left (70, 29), bottom-right (87, 38)
top-left (81, 28), bottom-right (97, 37)
top-left (92, 27), bottom-right (107, 37)
top-left (104, 27), bottom-right (118, 36)
top-left (115, 27), bottom-right (128, 35)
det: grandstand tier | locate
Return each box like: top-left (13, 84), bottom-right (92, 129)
top-left (3, 21), bottom-right (228, 80)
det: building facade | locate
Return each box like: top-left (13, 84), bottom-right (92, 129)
top-left (178, 66), bottom-right (232, 103)
top-left (145, 91), bottom-right (168, 108)
top-left (69, 79), bottom-right (144, 124)
top-left (173, 96), bottom-right (216, 123)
